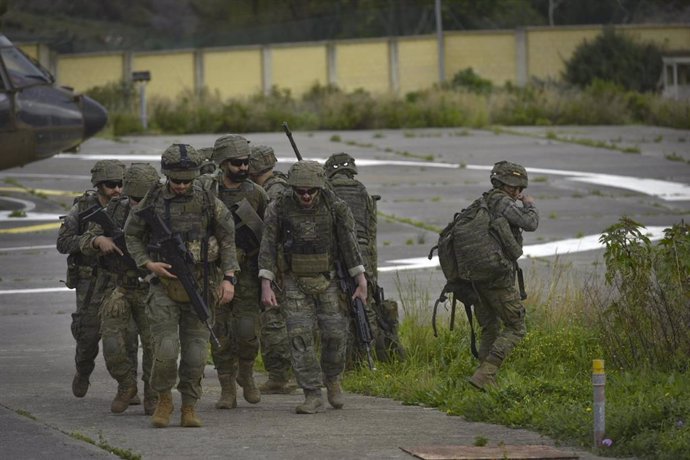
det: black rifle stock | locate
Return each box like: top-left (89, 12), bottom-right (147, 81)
top-left (80, 206), bottom-right (138, 271)
top-left (335, 260), bottom-right (376, 371)
top-left (281, 121), bottom-right (303, 161)
top-left (137, 206), bottom-right (220, 347)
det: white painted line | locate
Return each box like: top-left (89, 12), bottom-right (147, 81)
top-left (0, 245), bottom-right (56, 252)
top-left (378, 226), bottom-right (668, 273)
top-left (0, 287), bottom-right (72, 295)
top-left (0, 212), bottom-right (64, 222)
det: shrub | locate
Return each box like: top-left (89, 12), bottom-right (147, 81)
top-left (596, 217), bottom-right (690, 372)
top-left (447, 68), bottom-right (493, 94)
top-left (563, 28), bottom-right (663, 93)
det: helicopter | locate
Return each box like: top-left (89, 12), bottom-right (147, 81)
top-left (0, 34), bottom-right (108, 170)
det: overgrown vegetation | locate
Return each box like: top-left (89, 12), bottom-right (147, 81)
top-left (86, 74), bottom-right (690, 139)
top-left (344, 220), bottom-right (690, 459)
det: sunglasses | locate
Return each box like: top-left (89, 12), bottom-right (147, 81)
top-left (294, 187), bottom-right (319, 197)
top-left (228, 158), bottom-right (250, 167)
top-left (102, 180), bottom-right (123, 189)
top-left (169, 178), bottom-right (193, 185)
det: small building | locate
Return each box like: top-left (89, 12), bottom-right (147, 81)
top-left (661, 52), bottom-right (690, 100)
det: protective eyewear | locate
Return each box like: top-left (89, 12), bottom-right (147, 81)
top-left (102, 180), bottom-right (123, 189)
top-left (169, 177), bottom-right (193, 185)
top-left (294, 187), bottom-right (319, 197)
top-left (229, 158), bottom-right (250, 167)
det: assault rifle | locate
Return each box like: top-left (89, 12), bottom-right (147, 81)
top-left (281, 121), bottom-right (303, 161)
top-left (137, 205), bottom-right (220, 347)
top-left (80, 205), bottom-right (137, 271)
top-left (335, 259), bottom-right (376, 371)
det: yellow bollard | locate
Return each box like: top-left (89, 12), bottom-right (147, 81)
top-left (592, 359), bottom-right (606, 448)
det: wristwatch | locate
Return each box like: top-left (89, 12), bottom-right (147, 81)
top-left (223, 274), bottom-right (238, 285)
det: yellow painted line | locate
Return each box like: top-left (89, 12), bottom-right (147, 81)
top-left (0, 187), bottom-right (79, 197)
top-left (0, 222), bottom-right (61, 234)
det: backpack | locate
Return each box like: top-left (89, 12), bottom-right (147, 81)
top-left (428, 196), bottom-right (512, 286)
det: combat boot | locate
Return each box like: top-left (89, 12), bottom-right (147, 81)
top-left (72, 372), bottom-right (90, 398)
top-left (180, 404), bottom-right (202, 428)
top-left (236, 360), bottom-right (261, 404)
top-left (295, 389), bottom-right (323, 414)
top-left (151, 391), bottom-right (174, 428)
top-left (129, 390), bottom-right (141, 406)
top-left (259, 379), bottom-right (297, 395)
top-left (111, 382), bottom-right (138, 414)
top-left (325, 380), bottom-right (344, 409)
top-left (143, 383), bottom-right (158, 416)
top-left (215, 373), bottom-right (237, 409)
top-left (468, 361), bottom-right (499, 391)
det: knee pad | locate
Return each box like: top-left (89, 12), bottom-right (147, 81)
top-left (102, 335), bottom-right (122, 358)
top-left (237, 316), bottom-right (257, 340)
top-left (157, 335), bottom-right (179, 361)
top-left (182, 338), bottom-right (209, 368)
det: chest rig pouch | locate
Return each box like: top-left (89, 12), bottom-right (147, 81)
top-left (281, 196), bottom-right (334, 291)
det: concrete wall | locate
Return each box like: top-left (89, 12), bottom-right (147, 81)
top-left (38, 23), bottom-right (688, 100)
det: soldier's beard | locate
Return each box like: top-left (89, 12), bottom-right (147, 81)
top-left (226, 171), bottom-right (248, 182)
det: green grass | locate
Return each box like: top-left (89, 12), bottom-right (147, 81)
top-left (343, 249), bottom-right (690, 459)
top-left (68, 432), bottom-right (141, 460)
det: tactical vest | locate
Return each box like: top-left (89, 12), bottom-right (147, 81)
top-left (328, 175), bottom-right (374, 270)
top-left (74, 191), bottom-right (100, 267)
top-left (147, 184), bottom-right (215, 265)
top-left (279, 192), bottom-right (335, 276)
top-left (216, 180), bottom-right (265, 254)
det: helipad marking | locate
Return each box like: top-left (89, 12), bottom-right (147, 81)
top-left (0, 222), bottom-right (61, 234)
top-left (378, 227), bottom-right (668, 273)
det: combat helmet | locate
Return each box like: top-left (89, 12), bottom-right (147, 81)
top-left (212, 134), bottom-right (250, 165)
top-left (249, 145), bottom-right (277, 175)
top-left (90, 159), bottom-right (125, 186)
top-left (197, 147), bottom-right (217, 174)
top-left (287, 160), bottom-right (326, 189)
top-left (324, 152), bottom-right (357, 178)
top-left (160, 144), bottom-right (202, 181)
top-left (123, 163), bottom-right (159, 199)
top-left (490, 161), bottom-right (528, 188)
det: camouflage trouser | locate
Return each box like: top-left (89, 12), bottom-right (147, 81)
top-left (211, 261), bottom-right (261, 376)
top-left (473, 271), bottom-right (526, 367)
top-left (71, 268), bottom-right (115, 376)
top-left (282, 273), bottom-right (348, 391)
top-left (259, 305), bottom-right (291, 383)
top-left (147, 282), bottom-right (210, 405)
top-left (101, 283), bottom-right (153, 388)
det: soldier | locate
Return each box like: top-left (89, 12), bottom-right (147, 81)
top-left (79, 163), bottom-right (160, 415)
top-left (199, 134), bottom-right (268, 409)
top-left (57, 159), bottom-right (125, 398)
top-left (324, 152), bottom-right (404, 365)
top-left (248, 145), bottom-right (294, 394)
top-left (124, 144), bottom-right (239, 428)
top-left (197, 147), bottom-right (217, 175)
top-left (467, 161), bottom-right (539, 390)
top-left (259, 160), bottom-right (367, 414)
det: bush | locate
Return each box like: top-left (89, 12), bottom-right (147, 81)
top-left (447, 68), bottom-right (493, 94)
top-left (596, 218), bottom-right (690, 372)
top-left (563, 28), bottom-right (663, 93)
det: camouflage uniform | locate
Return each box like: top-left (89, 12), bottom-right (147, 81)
top-left (79, 163), bottom-right (160, 414)
top-left (468, 161), bottom-right (539, 390)
top-left (56, 159), bottom-right (124, 397)
top-left (125, 144), bottom-right (239, 427)
top-left (249, 145), bottom-right (293, 392)
top-left (259, 161), bottom-right (365, 413)
top-left (325, 152), bottom-right (404, 365)
top-left (200, 134), bottom-right (269, 407)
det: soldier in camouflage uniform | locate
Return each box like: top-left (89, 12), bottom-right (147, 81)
top-left (125, 144), bottom-right (239, 428)
top-left (198, 134), bottom-right (269, 409)
top-left (79, 163), bottom-right (160, 415)
top-left (259, 160), bottom-right (367, 414)
top-left (467, 161), bottom-right (539, 391)
top-left (249, 145), bottom-right (294, 394)
top-left (197, 147), bottom-right (217, 175)
top-left (324, 152), bottom-right (405, 366)
top-left (57, 159), bottom-right (125, 398)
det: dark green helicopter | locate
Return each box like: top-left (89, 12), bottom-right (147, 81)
top-left (0, 33), bottom-right (108, 170)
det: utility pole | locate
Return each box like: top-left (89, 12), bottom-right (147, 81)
top-left (435, 0), bottom-right (445, 83)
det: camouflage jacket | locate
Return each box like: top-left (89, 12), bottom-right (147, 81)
top-left (258, 188), bottom-right (364, 282)
top-left (484, 188), bottom-right (539, 247)
top-left (56, 190), bottom-right (100, 265)
top-left (263, 171), bottom-right (289, 202)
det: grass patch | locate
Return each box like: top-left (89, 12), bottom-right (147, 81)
top-left (69, 432), bottom-right (141, 460)
top-left (15, 409), bottom-right (37, 420)
top-left (345, 222), bottom-right (690, 458)
top-left (377, 211), bottom-right (441, 233)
